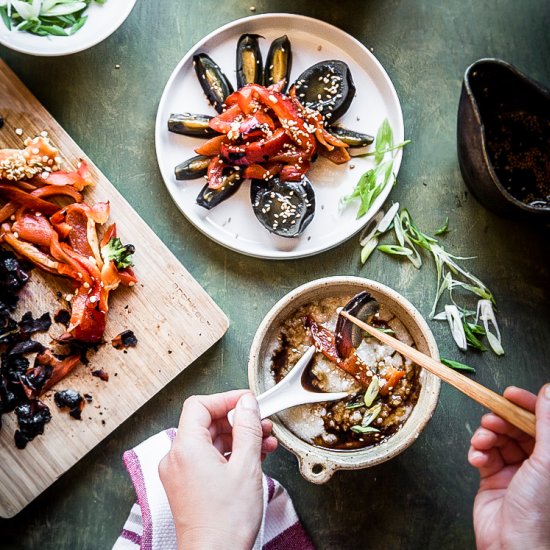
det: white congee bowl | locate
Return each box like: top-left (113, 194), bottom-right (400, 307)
top-left (248, 276), bottom-right (441, 484)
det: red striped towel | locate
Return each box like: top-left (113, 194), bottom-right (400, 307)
top-left (113, 429), bottom-right (315, 550)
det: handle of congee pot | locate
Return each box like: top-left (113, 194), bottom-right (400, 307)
top-left (299, 455), bottom-right (337, 484)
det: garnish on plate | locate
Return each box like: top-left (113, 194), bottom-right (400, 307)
top-left (0, 0), bottom-right (107, 37)
top-left (340, 118), bottom-right (410, 219)
top-left (168, 34), bottom-right (376, 238)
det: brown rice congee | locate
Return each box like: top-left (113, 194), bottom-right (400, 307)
top-left (265, 294), bottom-right (421, 450)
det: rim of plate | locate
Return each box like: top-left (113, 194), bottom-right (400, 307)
top-left (0, 0), bottom-right (137, 56)
top-left (155, 13), bottom-right (404, 260)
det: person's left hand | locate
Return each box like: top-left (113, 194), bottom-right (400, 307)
top-left (159, 390), bottom-right (278, 550)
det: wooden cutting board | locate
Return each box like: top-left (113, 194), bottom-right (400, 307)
top-left (0, 59), bottom-right (229, 518)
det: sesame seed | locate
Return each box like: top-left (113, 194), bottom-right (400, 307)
top-left (15, 128), bottom-right (23, 136)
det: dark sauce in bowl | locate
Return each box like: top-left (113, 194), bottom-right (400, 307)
top-left (486, 111), bottom-right (550, 208)
top-left (269, 296), bottom-right (421, 451)
top-left (465, 60), bottom-right (550, 212)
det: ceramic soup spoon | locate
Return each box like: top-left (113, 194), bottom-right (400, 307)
top-left (227, 345), bottom-right (348, 426)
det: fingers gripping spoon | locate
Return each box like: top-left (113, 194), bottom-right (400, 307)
top-left (228, 345), bottom-right (349, 426)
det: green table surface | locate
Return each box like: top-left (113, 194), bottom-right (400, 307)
top-left (1, 1), bottom-right (549, 548)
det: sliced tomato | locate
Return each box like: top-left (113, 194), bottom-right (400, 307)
top-left (206, 156), bottom-right (227, 190)
top-left (40, 159), bottom-right (94, 191)
top-left (379, 368), bottom-right (406, 396)
top-left (31, 184), bottom-right (83, 203)
top-left (221, 128), bottom-right (291, 166)
top-left (319, 145), bottom-right (351, 165)
top-left (1, 226), bottom-right (67, 276)
top-left (279, 161), bottom-right (311, 181)
top-left (245, 84), bottom-right (317, 155)
top-left (100, 223), bottom-right (117, 248)
top-left (208, 104), bottom-right (242, 134)
top-left (65, 207), bottom-right (93, 258)
top-left (64, 284), bottom-right (106, 343)
top-left (239, 111), bottom-right (275, 136)
top-left (194, 135), bottom-right (228, 156)
top-left (306, 315), bottom-right (340, 363)
top-left (11, 213), bottom-right (55, 248)
top-left (0, 185), bottom-right (60, 215)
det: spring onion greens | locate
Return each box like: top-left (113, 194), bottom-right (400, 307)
top-left (363, 377), bottom-right (379, 407)
top-left (359, 204), bottom-right (504, 356)
top-left (434, 217), bottom-right (450, 236)
top-left (340, 119), bottom-right (410, 219)
top-left (0, 0), bottom-right (105, 36)
top-left (377, 244), bottom-right (413, 256)
top-left (351, 425), bottom-right (380, 434)
top-left (361, 403), bottom-right (382, 427)
top-left (440, 358), bottom-right (476, 373)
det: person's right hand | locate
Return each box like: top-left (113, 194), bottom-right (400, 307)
top-left (468, 384), bottom-right (550, 549)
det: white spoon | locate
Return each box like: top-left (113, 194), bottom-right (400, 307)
top-left (228, 345), bottom-right (349, 426)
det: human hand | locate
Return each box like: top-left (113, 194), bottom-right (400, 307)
top-left (468, 384), bottom-right (550, 549)
top-left (159, 390), bottom-right (278, 550)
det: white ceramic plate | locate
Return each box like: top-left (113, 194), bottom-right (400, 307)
top-left (155, 13), bottom-right (404, 260)
top-left (0, 0), bottom-right (136, 56)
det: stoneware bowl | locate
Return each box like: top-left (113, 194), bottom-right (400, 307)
top-left (248, 276), bottom-right (441, 484)
top-left (457, 58), bottom-right (550, 221)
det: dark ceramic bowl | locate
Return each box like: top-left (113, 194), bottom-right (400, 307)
top-left (457, 58), bottom-right (550, 220)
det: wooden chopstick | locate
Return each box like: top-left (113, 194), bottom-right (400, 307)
top-left (341, 311), bottom-right (536, 437)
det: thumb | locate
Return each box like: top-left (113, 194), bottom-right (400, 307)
top-left (230, 392), bottom-right (263, 465)
top-left (532, 384), bottom-right (550, 466)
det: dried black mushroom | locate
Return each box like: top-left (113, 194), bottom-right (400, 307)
top-left (19, 311), bottom-right (51, 337)
top-left (250, 176), bottom-right (315, 238)
top-left (14, 400), bottom-right (51, 449)
top-left (0, 248), bottom-right (30, 313)
top-left (293, 60), bottom-right (355, 122)
top-left (175, 155), bottom-right (210, 180)
top-left (54, 389), bottom-right (84, 420)
top-left (8, 339), bottom-right (45, 356)
top-left (335, 292), bottom-right (380, 359)
top-left (236, 34), bottom-right (263, 88)
top-left (168, 113), bottom-right (218, 138)
top-left (54, 308), bottom-right (71, 327)
top-left (0, 247), bottom-right (57, 447)
top-left (264, 35), bottom-right (292, 91)
top-left (196, 169), bottom-right (243, 210)
top-left (193, 53), bottom-right (234, 113)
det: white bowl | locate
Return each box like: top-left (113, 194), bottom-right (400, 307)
top-left (248, 276), bottom-right (441, 483)
top-left (0, 0), bottom-right (137, 56)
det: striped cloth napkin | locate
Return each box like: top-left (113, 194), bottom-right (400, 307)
top-left (113, 429), bottom-right (315, 550)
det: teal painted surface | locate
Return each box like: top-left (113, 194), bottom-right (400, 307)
top-left (0, 0), bottom-right (549, 548)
